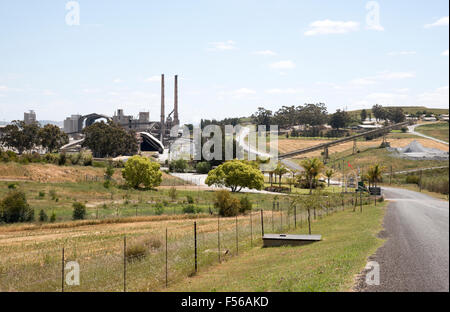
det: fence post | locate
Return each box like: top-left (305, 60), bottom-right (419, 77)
top-left (294, 205), bottom-right (297, 229)
top-left (260, 209), bottom-right (264, 238)
top-left (272, 202), bottom-right (275, 232)
top-left (123, 236), bottom-right (127, 292)
top-left (217, 215), bottom-right (221, 263)
top-left (235, 215), bottom-right (239, 255)
top-left (250, 211), bottom-right (253, 247)
top-left (360, 191), bottom-right (363, 213)
top-left (194, 222), bottom-right (198, 273)
top-left (165, 228), bottom-right (168, 288)
top-left (61, 247), bottom-right (65, 293)
top-left (307, 208), bottom-right (311, 235)
top-left (280, 204), bottom-right (283, 232)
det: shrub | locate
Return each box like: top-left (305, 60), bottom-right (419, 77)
top-left (168, 187), bottom-right (177, 201)
top-left (72, 202), bottom-right (86, 220)
top-left (196, 162), bottom-right (211, 174)
top-left (182, 204), bottom-right (202, 214)
top-left (70, 153), bottom-right (81, 165)
top-left (50, 212), bottom-right (56, 223)
top-left (239, 197), bottom-right (252, 214)
top-left (80, 151), bottom-right (93, 166)
top-left (39, 209), bottom-right (48, 222)
top-left (8, 183), bottom-right (17, 189)
top-left (44, 153), bottom-right (59, 164)
top-left (38, 191), bottom-right (45, 198)
top-left (154, 203), bottom-right (164, 215)
top-left (170, 159), bottom-right (188, 173)
top-left (58, 152), bottom-right (67, 166)
top-left (401, 127), bottom-right (408, 133)
top-left (49, 190), bottom-right (57, 200)
top-left (0, 190), bottom-right (34, 223)
top-left (122, 155), bottom-right (162, 189)
top-left (126, 243), bottom-right (148, 262)
top-left (214, 190), bottom-right (240, 217)
top-left (186, 195), bottom-right (194, 204)
top-left (405, 175), bottom-right (420, 185)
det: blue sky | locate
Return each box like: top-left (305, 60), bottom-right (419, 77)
top-left (0, 0), bottom-right (448, 124)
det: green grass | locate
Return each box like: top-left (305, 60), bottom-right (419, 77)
top-left (168, 201), bottom-right (386, 292)
top-left (415, 122), bottom-right (449, 142)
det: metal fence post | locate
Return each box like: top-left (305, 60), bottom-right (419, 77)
top-left (123, 236), bottom-right (127, 292)
top-left (250, 211), bottom-right (253, 247)
top-left (260, 209), bottom-right (264, 238)
top-left (165, 228), bottom-right (168, 288)
top-left (217, 215), bottom-right (221, 263)
top-left (194, 222), bottom-right (198, 273)
top-left (294, 205), bottom-right (297, 229)
top-left (61, 247), bottom-right (65, 293)
top-left (307, 208), bottom-right (311, 235)
top-left (235, 215), bottom-right (238, 255)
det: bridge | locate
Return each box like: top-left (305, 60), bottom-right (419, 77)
top-left (279, 121), bottom-right (412, 160)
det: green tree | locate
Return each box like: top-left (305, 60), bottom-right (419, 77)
top-left (372, 104), bottom-right (387, 121)
top-left (360, 109), bottom-right (367, 122)
top-left (205, 160), bottom-right (264, 192)
top-left (213, 190), bottom-right (241, 216)
top-left (329, 109), bottom-right (350, 130)
top-left (72, 202), bottom-right (86, 220)
top-left (386, 107), bottom-right (406, 124)
top-left (82, 121), bottom-right (138, 158)
top-left (0, 190), bottom-right (34, 223)
top-left (366, 164), bottom-right (384, 187)
top-left (300, 158), bottom-right (324, 194)
top-left (273, 163), bottom-right (288, 188)
top-left (122, 155), bottom-right (162, 189)
top-left (1, 121), bottom-right (40, 154)
top-left (251, 107), bottom-right (273, 129)
top-left (39, 124), bottom-right (69, 153)
top-left (325, 169), bottom-right (334, 187)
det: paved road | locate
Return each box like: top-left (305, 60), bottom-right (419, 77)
top-left (360, 187), bottom-right (449, 292)
top-left (408, 124), bottom-right (449, 145)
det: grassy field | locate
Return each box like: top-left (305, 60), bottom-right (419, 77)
top-left (168, 201), bottom-right (386, 292)
top-left (0, 191), bottom-right (364, 291)
top-left (415, 122), bottom-right (449, 142)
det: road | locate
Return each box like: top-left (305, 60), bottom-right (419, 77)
top-left (408, 123), bottom-right (449, 145)
top-left (359, 187), bottom-right (449, 292)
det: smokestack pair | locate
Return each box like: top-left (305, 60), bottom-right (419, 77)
top-left (160, 74), bottom-right (180, 141)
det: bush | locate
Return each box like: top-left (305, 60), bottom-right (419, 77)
top-left (72, 202), bottom-right (86, 220)
top-left (8, 183), bottom-right (17, 189)
top-left (168, 187), bottom-right (177, 201)
top-left (186, 195), bottom-right (194, 204)
top-left (0, 190), bottom-right (34, 223)
top-left (70, 153), bottom-right (81, 165)
top-left (38, 191), bottom-right (45, 198)
top-left (196, 162), bottom-right (211, 174)
top-left (44, 153), bottom-right (59, 164)
top-left (122, 155), bottom-right (162, 189)
top-left (154, 203), bottom-right (164, 215)
top-left (239, 197), bottom-right (252, 213)
top-left (126, 243), bottom-right (148, 262)
top-left (80, 151), bottom-right (93, 166)
top-left (182, 204), bottom-right (202, 214)
top-left (405, 175), bottom-right (420, 185)
top-left (39, 209), bottom-right (48, 222)
top-left (401, 127), bottom-right (408, 133)
top-left (214, 190), bottom-right (240, 217)
top-left (50, 212), bottom-right (56, 223)
top-left (58, 152), bottom-right (67, 166)
top-left (170, 159), bottom-right (188, 173)
top-left (49, 190), bottom-right (57, 200)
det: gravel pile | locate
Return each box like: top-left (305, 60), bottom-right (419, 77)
top-left (387, 140), bottom-right (449, 160)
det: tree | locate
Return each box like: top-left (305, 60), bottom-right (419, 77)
top-left (329, 109), bottom-right (350, 130)
top-left (0, 190), bottom-right (34, 223)
top-left (367, 164), bottom-right (384, 187)
top-left (297, 103), bottom-right (328, 127)
top-left (386, 107), bottom-right (406, 124)
top-left (205, 160), bottom-right (264, 192)
top-left (39, 124), bottom-right (69, 153)
top-left (372, 104), bottom-right (387, 121)
top-left (213, 190), bottom-right (241, 216)
top-left (72, 202), bottom-right (86, 220)
top-left (300, 158), bottom-right (324, 194)
top-left (82, 121), bottom-right (138, 158)
top-left (1, 121), bottom-right (40, 154)
top-left (325, 169), bottom-right (334, 187)
top-left (122, 155), bottom-right (162, 189)
top-left (273, 163), bottom-right (288, 188)
top-left (360, 109), bottom-right (367, 122)
top-left (251, 107), bottom-right (273, 129)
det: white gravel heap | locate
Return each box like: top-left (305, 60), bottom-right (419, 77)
top-left (388, 140), bottom-right (449, 160)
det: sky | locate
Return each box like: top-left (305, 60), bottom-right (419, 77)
top-left (0, 0), bottom-right (448, 124)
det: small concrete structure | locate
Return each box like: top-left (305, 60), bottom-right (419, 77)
top-left (263, 234), bottom-right (322, 247)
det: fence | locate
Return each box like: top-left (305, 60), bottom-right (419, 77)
top-left (0, 192), bottom-right (374, 291)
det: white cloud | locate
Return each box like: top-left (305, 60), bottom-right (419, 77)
top-left (269, 60), bottom-right (296, 70)
top-left (42, 90), bottom-right (56, 96)
top-left (253, 50), bottom-right (277, 56)
top-left (113, 78), bottom-right (123, 83)
top-left (218, 88), bottom-right (256, 100)
top-left (265, 88), bottom-right (303, 94)
top-left (351, 78), bottom-right (377, 86)
top-left (377, 71), bottom-right (416, 80)
top-left (208, 40), bottom-right (237, 51)
top-left (387, 51), bottom-right (417, 56)
top-left (145, 76), bottom-right (161, 83)
top-left (442, 49), bottom-right (449, 56)
top-left (424, 16), bottom-right (449, 28)
top-left (365, 92), bottom-right (409, 105)
top-left (304, 20), bottom-right (359, 36)
top-left (416, 86), bottom-right (449, 108)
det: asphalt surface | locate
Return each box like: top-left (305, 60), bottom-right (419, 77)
top-left (359, 187), bottom-right (449, 292)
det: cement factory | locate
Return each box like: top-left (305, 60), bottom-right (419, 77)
top-left (60, 74), bottom-right (180, 153)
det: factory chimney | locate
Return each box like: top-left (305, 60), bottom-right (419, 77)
top-left (160, 74), bottom-right (165, 143)
top-left (173, 75), bottom-right (179, 125)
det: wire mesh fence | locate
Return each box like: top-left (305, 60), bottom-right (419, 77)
top-left (0, 192), bottom-right (374, 292)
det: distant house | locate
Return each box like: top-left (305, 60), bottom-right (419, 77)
top-left (422, 116), bottom-right (437, 122)
top-left (439, 114), bottom-right (449, 121)
top-left (357, 124), bottom-right (383, 130)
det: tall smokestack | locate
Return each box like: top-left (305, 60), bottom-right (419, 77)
top-left (160, 74), bottom-right (165, 143)
top-left (174, 75), bottom-right (179, 125)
